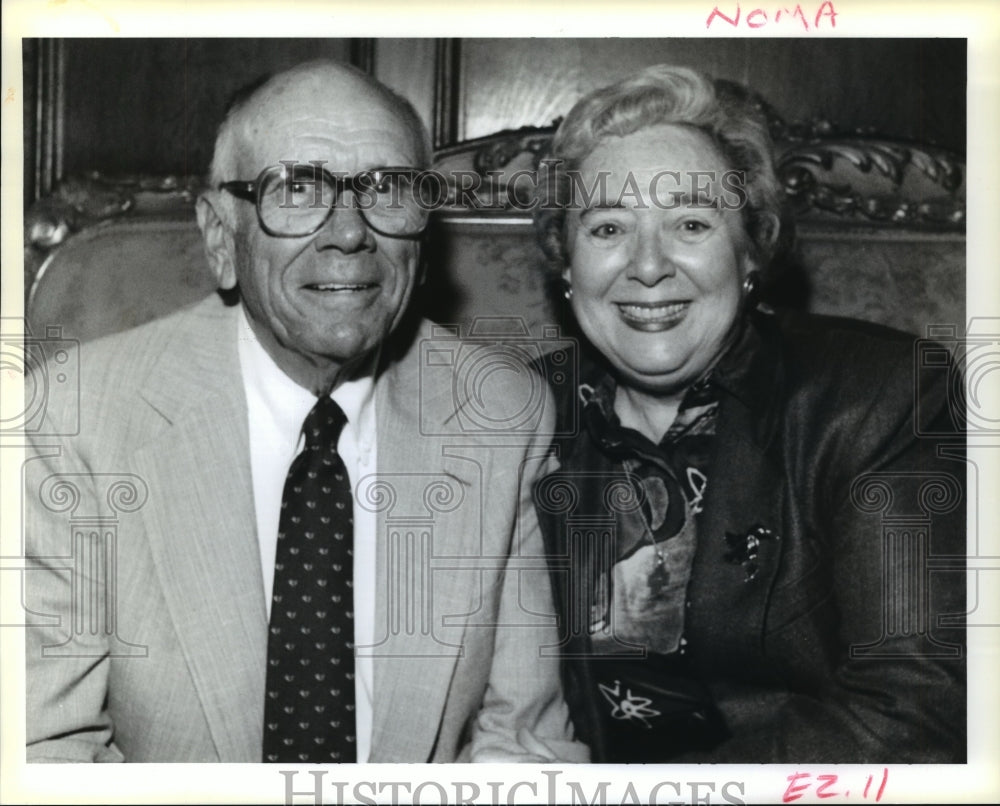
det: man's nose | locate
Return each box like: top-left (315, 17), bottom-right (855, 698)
top-left (628, 224), bottom-right (677, 285)
top-left (312, 192), bottom-right (375, 253)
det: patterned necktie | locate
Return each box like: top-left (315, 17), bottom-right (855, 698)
top-left (263, 396), bottom-right (356, 763)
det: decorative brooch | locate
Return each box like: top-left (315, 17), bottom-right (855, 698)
top-left (723, 524), bottom-right (778, 582)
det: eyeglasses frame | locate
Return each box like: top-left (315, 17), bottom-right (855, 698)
top-left (217, 163), bottom-right (428, 239)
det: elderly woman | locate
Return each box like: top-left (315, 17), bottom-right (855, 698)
top-left (531, 65), bottom-right (966, 763)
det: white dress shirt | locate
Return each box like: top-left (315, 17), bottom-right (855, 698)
top-left (236, 306), bottom-right (377, 763)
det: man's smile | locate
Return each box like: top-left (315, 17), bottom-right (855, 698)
top-left (303, 282), bottom-right (378, 292)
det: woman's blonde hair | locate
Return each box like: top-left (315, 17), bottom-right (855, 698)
top-left (534, 64), bottom-right (783, 276)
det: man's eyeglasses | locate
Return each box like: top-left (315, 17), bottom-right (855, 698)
top-left (218, 163), bottom-right (431, 238)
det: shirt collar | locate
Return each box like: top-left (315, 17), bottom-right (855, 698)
top-left (236, 305), bottom-right (377, 454)
top-left (330, 355), bottom-right (377, 462)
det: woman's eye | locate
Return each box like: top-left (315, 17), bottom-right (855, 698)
top-left (680, 219), bottom-right (711, 233)
top-left (590, 223), bottom-right (623, 238)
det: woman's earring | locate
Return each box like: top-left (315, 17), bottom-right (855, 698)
top-left (742, 270), bottom-right (760, 299)
top-left (563, 281), bottom-right (573, 301)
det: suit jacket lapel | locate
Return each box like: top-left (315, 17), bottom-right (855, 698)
top-left (367, 320), bottom-right (479, 761)
top-left (686, 315), bottom-right (787, 670)
top-left (131, 299), bottom-right (268, 761)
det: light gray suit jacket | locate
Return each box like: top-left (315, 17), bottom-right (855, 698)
top-left (25, 294), bottom-right (582, 763)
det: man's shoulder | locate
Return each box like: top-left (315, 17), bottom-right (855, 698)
top-left (387, 316), bottom-right (549, 391)
top-left (67, 295), bottom-right (231, 387)
top-left (39, 295), bottom-right (236, 424)
top-left (80, 294), bottom-right (234, 366)
top-left (382, 316), bottom-right (557, 439)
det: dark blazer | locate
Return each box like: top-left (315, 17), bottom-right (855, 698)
top-left (534, 309), bottom-right (966, 763)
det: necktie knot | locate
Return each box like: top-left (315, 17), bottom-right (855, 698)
top-left (302, 396), bottom-right (348, 453)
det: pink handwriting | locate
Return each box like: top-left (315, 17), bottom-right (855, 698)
top-left (707, 1), bottom-right (837, 30)
top-left (782, 769), bottom-right (889, 803)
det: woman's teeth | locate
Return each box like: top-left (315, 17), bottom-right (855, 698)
top-left (617, 302), bottom-right (688, 322)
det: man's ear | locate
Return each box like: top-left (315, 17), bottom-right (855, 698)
top-left (196, 193), bottom-right (238, 290)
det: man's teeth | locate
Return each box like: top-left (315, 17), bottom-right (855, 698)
top-left (308, 283), bottom-right (372, 291)
top-left (618, 302), bottom-right (687, 320)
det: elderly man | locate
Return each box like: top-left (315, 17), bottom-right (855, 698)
top-left (24, 60), bottom-right (582, 763)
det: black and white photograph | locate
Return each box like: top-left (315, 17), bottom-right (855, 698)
top-left (2, 1), bottom-right (998, 804)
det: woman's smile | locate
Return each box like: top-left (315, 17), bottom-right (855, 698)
top-left (616, 300), bottom-right (691, 330)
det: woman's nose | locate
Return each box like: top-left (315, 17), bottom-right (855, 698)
top-left (628, 224), bottom-right (677, 284)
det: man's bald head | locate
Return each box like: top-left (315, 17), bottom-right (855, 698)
top-left (208, 60), bottom-right (431, 214)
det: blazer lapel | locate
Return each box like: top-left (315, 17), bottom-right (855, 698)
top-left (131, 299), bottom-right (268, 761)
top-left (367, 322), bottom-right (480, 761)
top-left (686, 316), bottom-right (787, 670)
top-left (687, 404), bottom-right (786, 669)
